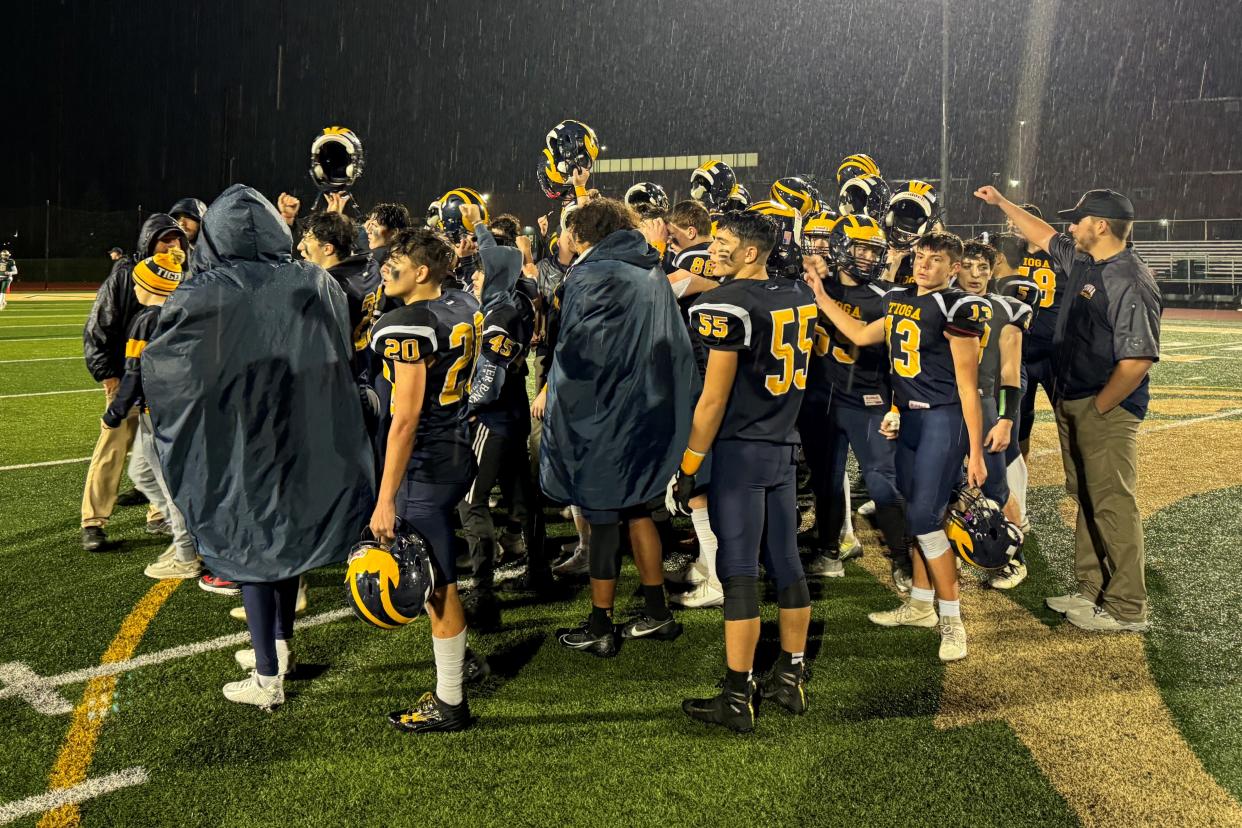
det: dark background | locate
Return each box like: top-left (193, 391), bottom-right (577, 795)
top-left (6, 0), bottom-right (1241, 258)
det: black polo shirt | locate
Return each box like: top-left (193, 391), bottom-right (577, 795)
top-left (1048, 234), bottom-right (1161, 418)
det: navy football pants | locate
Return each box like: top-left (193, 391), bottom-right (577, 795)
top-left (896, 405), bottom-right (969, 536)
top-left (400, 475), bottom-right (473, 584)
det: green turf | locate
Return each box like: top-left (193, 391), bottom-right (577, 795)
top-left (1, 301), bottom-right (1240, 826)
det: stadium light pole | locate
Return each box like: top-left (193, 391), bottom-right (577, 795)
top-left (940, 0), bottom-right (950, 216)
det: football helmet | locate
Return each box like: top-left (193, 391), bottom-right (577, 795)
top-left (438, 188), bottom-right (489, 241)
top-left (885, 180), bottom-right (943, 250)
top-left (945, 488), bottom-right (1024, 572)
top-left (836, 153), bottom-right (881, 186)
top-left (801, 209), bottom-right (839, 257)
top-left (690, 159), bottom-right (738, 211)
top-left (770, 176), bottom-right (819, 217)
top-left (829, 214), bottom-right (888, 283)
top-left (624, 182), bottom-right (670, 218)
top-left (537, 152), bottom-right (573, 200)
top-left (720, 183), bottom-right (752, 213)
top-left (344, 521), bottom-right (437, 629)
top-left (425, 200), bottom-right (443, 230)
top-left (309, 126), bottom-right (365, 192)
top-left (746, 200), bottom-right (804, 280)
top-left (838, 174), bottom-right (892, 222)
top-left (545, 119), bottom-right (600, 175)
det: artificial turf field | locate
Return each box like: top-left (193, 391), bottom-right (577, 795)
top-left (1, 293), bottom-right (1240, 828)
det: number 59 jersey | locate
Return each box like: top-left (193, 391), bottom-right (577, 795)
top-left (883, 285), bottom-right (990, 410)
top-left (689, 278), bottom-right (818, 444)
top-left (371, 291), bottom-right (483, 482)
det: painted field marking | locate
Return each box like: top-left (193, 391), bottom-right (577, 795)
top-left (0, 336), bottom-right (79, 343)
top-left (0, 608), bottom-right (351, 716)
top-left (0, 389), bottom-right (96, 400)
top-left (0, 324), bottom-right (82, 329)
top-left (1162, 340), bottom-right (1242, 351)
top-left (0, 457), bottom-right (91, 472)
top-left (0, 356), bottom-right (81, 364)
top-left (0, 767), bottom-right (148, 825)
top-left (1028, 407), bottom-right (1242, 460)
top-left (0, 314), bottom-right (86, 319)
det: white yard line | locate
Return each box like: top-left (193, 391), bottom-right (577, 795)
top-left (0, 356), bottom-right (80, 364)
top-left (0, 388), bottom-right (96, 399)
top-left (0, 336), bottom-right (79, 343)
top-left (0, 323), bottom-right (82, 329)
top-left (0, 767), bottom-right (149, 825)
top-left (0, 457), bottom-right (92, 472)
top-left (1030, 407), bottom-right (1242, 459)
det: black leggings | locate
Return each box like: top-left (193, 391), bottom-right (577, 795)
top-left (241, 577), bottom-right (299, 676)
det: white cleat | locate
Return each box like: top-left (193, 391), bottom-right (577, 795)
top-left (856, 500), bottom-right (876, 518)
top-left (869, 599), bottom-right (938, 628)
top-left (670, 580), bottom-right (724, 608)
top-left (987, 562), bottom-right (1028, 590)
top-left (223, 672), bottom-right (284, 711)
top-left (552, 544), bottom-right (590, 577)
top-left (665, 559), bottom-right (708, 586)
top-left (938, 618), bottom-right (968, 662)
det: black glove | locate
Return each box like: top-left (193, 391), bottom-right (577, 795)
top-left (672, 469), bottom-right (696, 515)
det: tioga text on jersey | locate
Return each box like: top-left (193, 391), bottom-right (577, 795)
top-left (809, 277), bottom-right (895, 408)
top-left (1015, 249), bottom-right (1061, 358)
top-left (883, 285), bottom-right (989, 410)
top-left (977, 292), bottom-right (1032, 399)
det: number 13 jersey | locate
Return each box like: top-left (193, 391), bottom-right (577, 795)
top-left (883, 285), bottom-right (989, 410)
top-left (690, 278), bottom-right (818, 444)
top-left (371, 291), bottom-right (483, 482)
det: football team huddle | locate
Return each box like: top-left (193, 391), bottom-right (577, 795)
top-left (85, 119), bottom-right (1158, 735)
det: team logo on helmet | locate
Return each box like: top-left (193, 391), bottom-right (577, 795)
top-left (800, 209), bottom-right (839, 258)
top-left (344, 521), bottom-right (437, 629)
top-left (836, 153), bottom-right (881, 186)
top-left (690, 160), bottom-right (738, 211)
top-left (885, 180), bottom-right (943, 250)
top-left (746, 200), bottom-right (804, 280)
top-left (720, 183), bottom-right (752, 213)
top-left (770, 176), bottom-right (820, 217)
top-left (838, 174), bottom-right (892, 223)
top-left (945, 489), bottom-right (1024, 572)
top-left (438, 188), bottom-right (489, 241)
top-left (309, 126), bottom-right (365, 192)
top-left (545, 119), bottom-right (600, 176)
top-left (828, 214), bottom-right (888, 283)
top-left (624, 182), bottom-right (670, 218)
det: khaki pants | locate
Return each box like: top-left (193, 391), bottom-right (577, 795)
top-left (1054, 396), bottom-right (1146, 622)
top-left (80, 386), bottom-right (164, 528)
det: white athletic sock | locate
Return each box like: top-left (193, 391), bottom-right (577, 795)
top-left (571, 505), bottom-right (589, 546)
top-left (910, 586), bottom-right (936, 604)
top-left (255, 672), bottom-right (279, 687)
top-left (433, 629), bottom-right (468, 706)
top-left (275, 639), bottom-right (291, 660)
top-left (1007, 455), bottom-right (1029, 522)
top-left (938, 599), bottom-right (961, 618)
top-left (690, 507), bottom-right (718, 579)
top-left (841, 474), bottom-right (855, 537)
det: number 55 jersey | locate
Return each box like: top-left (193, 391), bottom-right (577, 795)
top-left (689, 278), bottom-right (819, 442)
top-left (883, 285), bottom-right (990, 409)
top-left (371, 291), bottom-right (483, 483)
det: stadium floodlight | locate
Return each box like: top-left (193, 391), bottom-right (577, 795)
top-left (1008, 179), bottom-right (1021, 188)
top-left (1159, 219), bottom-right (1169, 226)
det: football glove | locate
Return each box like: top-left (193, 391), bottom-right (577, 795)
top-left (667, 470), bottom-right (696, 516)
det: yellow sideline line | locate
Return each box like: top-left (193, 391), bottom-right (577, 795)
top-left (36, 579), bottom-right (180, 828)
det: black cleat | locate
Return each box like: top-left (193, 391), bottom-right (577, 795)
top-left (620, 612), bottom-right (683, 641)
top-left (556, 619), bottom-right (618, 658)
top-left (81, 526), bottom-right (107, 552)
top-left (461, 589), bottom-right (502, 632)
top-left (682, 682), bottom-right (755, 733)
top-left (464, 648), bottom-right (491, 686)
top-left (388, 691), bottom-right (471, 733)
top-left (760, 664), bottom-right (809, 715)
top-left (115, 488), bottom-right (148, 507)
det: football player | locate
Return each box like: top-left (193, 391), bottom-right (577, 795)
top-left (806, 231), bottom-right (989, 663)
top-left (369, 225), bottom-right (484, 733)
top-left (664, 200), bottom-right (716, 283)
top-left (800, 215), bottom-right (912, 589)
top-left (675, 211), bottom-right (818, 732)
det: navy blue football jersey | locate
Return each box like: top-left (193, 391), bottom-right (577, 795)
top-left (883, 286), bottom-right (990, 410)
top-left (809, 277), bottom-right (895, 408)
top-left (670, 242), bottom-right (716, 280)
top-left (371, 291), bottom-right (483, 482)
top-left (689, 277), bottom-right (818, 444)
top-left (977, 293), bottom-right (1032, 398)
top-left (471, 292), bottom-right (536, 435)
top-left (1015, 249), bottom-right (1061, 358)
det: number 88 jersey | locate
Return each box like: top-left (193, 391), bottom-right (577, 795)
top-left (883, 285), bottom-right (990, 410)
top-left (371, 291), bottom-right (483, 482)
top-left (689, 278), bottom-right (818, 444)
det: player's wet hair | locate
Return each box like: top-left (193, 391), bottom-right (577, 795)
top-left (389, 227), bottom-right (454, 282)
top-left (914, 230), bottom-right (965, 263)
top-left (367, 202), bottom-right (414, 231)
top-left (992, 233), bottom-right (1026, 269)
top-left (667, 200), bottom-right (712, 236)
top-left (962, 240), bottom-right (997, 266)
top-left (565, 198), bottom-right (637, 246)
top-left (488, 214), bottom-right (522, 247)
top-left (715, 212), bottom-right (779, 257)
top-left (304, 211), bottom-right (355, 257)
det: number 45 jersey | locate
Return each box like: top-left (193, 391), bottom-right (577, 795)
top-left (883, 285), bottom-right (990, 410)
top-left (689, 278), bottom-right (818, 444)
top-left (371, 291), bottom-right (483, 482)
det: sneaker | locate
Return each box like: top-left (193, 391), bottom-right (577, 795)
top-left (856, 499), bottom-right (876, 518)
top-left (938, 617), bottom-right (968, 662)
top-left (81, 526), bottom-right (107, 552)
top-left (760, 663), bottom-right (809, 715)
top-left (839, 531), bottom-right (863, 561)
top-left (388, 691), bottom-right (471, 733)
top-left (666, 558), bottom-right (708, 586)
top-left (497, 528), bottom-right (527, 562)
top-left (556, 619), bottom-right (618, 658)
top-left (682, 682), bottom-right (755, 733)
top-left (145, 518), bottom-right (172, 536)
top-left (551, 544), bottom-right (589, 577)
top-left (670, 579), bottom-right (725, 608)
top-left (222, 672), bottom-right (284, 711)
top-left (1045, 592), bottom-right (1097, 614)
top-left (620, 612), bottom-right (683, 641)
top-left (115, 488), bottom-right (149, 507)
top-left (230, 579), bottom-right (307, 621)
top-left (199, 573), bottom-right (241, 596)
top-left (868, 599), bottom-right (938, 628)
top-left (1066, 605), bottom-right (1150, 633)
top-left (143, 555), bottom-right (202, 580)
top-left (155, 544), bottom-right (178, 564)
top-left (464, 648), bottom-right (491, 685)
top-left (805, 552), bottom-right (845, 578)
top-left (987, 561), bottom-right (1028, 590)
top-left (891, 561), bottom-right (913, 593)
top-left (235, 647), bottom-right (296, 676)
top-left (1020, 517), bottom-right (1032, 534)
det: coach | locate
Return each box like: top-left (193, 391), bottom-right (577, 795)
top-left (975, 186), bottom-right (1160, 633)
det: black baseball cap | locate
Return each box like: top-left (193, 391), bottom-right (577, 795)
top-left (1057, 189), bottom-right (1135, 222)
top-left (108, 246), bottom-right (123, 255)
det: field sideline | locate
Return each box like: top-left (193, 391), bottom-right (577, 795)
top-left (1, 293), bottom-right (1240, 827)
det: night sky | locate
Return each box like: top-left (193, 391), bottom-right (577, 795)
top-left (8, 0), bottom-right (1242, 255)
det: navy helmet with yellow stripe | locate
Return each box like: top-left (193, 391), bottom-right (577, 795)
top-left (309, 126), bottom-right (365, 192)
top-left (438, 187), bottom-right (489, 241)
top-left (690, 159), bottom-right (738, 212)
top-left (885, 179), bottom-right (943, 250)
top-left (545, 119), bottom-right (600, 176)
top-left (829, 214), bottom-right (888, 283)
top-left (836, 152), bottom-right (881, 186)
top-left (838, 174), bottom-right (892, 223)
top-left (344, 520), bottom-right (437, 629)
